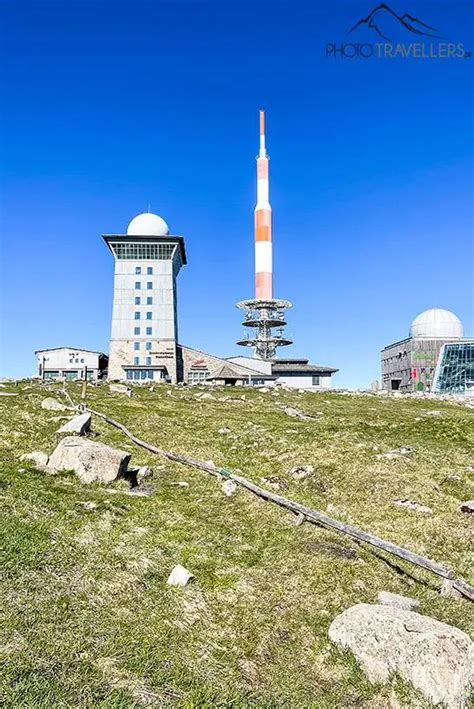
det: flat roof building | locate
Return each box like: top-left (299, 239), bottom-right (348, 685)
top-left (35, 347), bottom-right (108, 381)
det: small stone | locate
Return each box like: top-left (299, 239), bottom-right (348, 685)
top-left (289, 464), bottom-right (314, 480)
top-left (171, 481), bottom-right (189, 487)
top-left (459, 500), bottom-right (474, 514)
top-left (376, 447), bottom-right (413, 460)
top-left (283, 406), bottom-right (312, 420)
top-left (0, 392), bottom-right (18, 396)
top-left (425, 410), bottom-right (442, 416)
top-left (109, 383), bottom-right (132, 397)
top-left (137, 466), bottom-right (153, 481)
top-left (41, 397), bottom-right (67, 411)
top-left (77, 501), bottom-right (97, 510)
top-left (377, 591), bottom-right (420, 611)
top-left (18, 468), bottom-right (26, 473)
top-left (393, 499), bottom-right (432, 514)
top-left (20, 451), bottom-right (49, 467)
top-left (222, 479), bottom-right (237, 497)
top-left (57, 412), bottom-right (91, 435)
top-left (167, 564), bottom-right (193, 587)
top-left (218, 427), bottom-right (231, 434)
top-left (294, 513), bottom-right (306, 526)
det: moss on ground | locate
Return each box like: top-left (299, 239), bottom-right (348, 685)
top-left (0, 380), bottom-right (473, 707)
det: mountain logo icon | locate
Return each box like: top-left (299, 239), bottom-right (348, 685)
top-left (350, 3), bottom-right (444, 41)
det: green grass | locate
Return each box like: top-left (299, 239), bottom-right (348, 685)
top-left (0, 380), bottom-right (473, 707)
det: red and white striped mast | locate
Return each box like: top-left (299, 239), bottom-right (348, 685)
top-left (237, 110), bottom-right (292, 361)
top-left (255, 110), bottom-right (272, 300)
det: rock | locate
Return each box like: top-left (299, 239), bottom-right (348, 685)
top-left (41, 397), bottom-right (67, 411)
top-left (57, 412), bottom-right (91, 435)
top-left (167, 564), bottom-right (193, 587)
top-left (19, 451), bottom-right (49, 467)
top-left (109, 383), bottom-right (132, 397)
top-left (283, 406), bottom-right (312, 420)
top-left (459, 500), bottom-right (474, 514)
top-left (393, 499), bottom-right (432, 514)
top-left (328, 604), bottom-right (473, 709)
top-left (77, 501), bottom-right (97, 510)
top-left (137, 466), bottom-right (153, 481)
top-left (47, 437), bottom-right (131, 484)
top-left (195, 392), bottom-right (213, 400)
top-left (289, 464), bottom-right (314, 480)
top-left (222, 480), bottom-right (237, 497)
top-left (377, 591), bottom-right (420, 611)
top-left (425, 410), bottom-right (442, 416)
top-left (218, 427), bottom-right (231, 434)
top-left (294, 513), bottom-right (306, 526)
top-left (0, 392), bottom-right (18, 396)
top-left (440, 579), bottom-right (463, 599)
top-left (258, 387), bottom-right (270, 393)
top-left (261, 476), bottom-right (288, 490)
top-left (376, 447), bottom-right (412, 460)
top-left (171, 481), bottom-right (189, 487)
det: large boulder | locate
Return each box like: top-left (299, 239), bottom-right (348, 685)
top-left (329, 604), bottom-right (473, 708)
top-left (47, 436), bottom-right (131, 484)
top-left (57, 412), bottom-right (91, 435)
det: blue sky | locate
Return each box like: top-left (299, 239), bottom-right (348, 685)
top-left (1, 0), bottom-right (473, 387)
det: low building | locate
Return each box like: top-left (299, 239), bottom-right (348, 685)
top-left (178, 346), bottom-right (275, 386)
top-left (227, 355), bottom-right (338, 389)
top-left (35, 347), bottom-right (108, 381)
top-left (381, 308), bottom-right (468, 393)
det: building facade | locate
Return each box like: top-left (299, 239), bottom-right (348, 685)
top-left (432, 341), bottom-right (474, 395)
top-left (381, 308), bottom-right (468, 392)
top-left (35, 347), bottom-right (108, 380)
top-left (103, 212), bottom-right (186, 383)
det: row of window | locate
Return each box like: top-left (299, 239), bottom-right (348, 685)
top-left (135, 281), bottom-right (153, 289)
top-left (135, 266), bottom-right (153, 275)
top-left (134, 357), bottom-right (153, 366)
top-left (125, 369), bottom-right (157, 380)
top-left (134, 312), bottom-right (153, 320)
top-left (134, 327), bottom-right (153, 335)
top-left (135, 297), bottom-right (153, 305)
top-left (112, 243), bottom-right (174, 260)
top-left (69, 358), bottom-right (85, 364)
top-left (134, 342), bottom-right (152, 351)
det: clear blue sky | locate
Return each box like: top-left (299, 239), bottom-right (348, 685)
top-left (1, 0), bottom-right (473, 387)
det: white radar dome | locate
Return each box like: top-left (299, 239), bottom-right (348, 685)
top-left (127, 212), bottom-right (170, 236)
top-left (409, 308), bottom-right (463, 339)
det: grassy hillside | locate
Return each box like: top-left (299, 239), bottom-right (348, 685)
top-left (1, 380), bottom-right (473, 708)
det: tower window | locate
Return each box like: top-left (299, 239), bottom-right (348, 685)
top-left (147, 297), bottom-right (153, 305)
top-left (134, 357), bottom-right (139, 365)
top-left (146, 342), bottom-right (152, 350)
top-left (135, 297), bottom-right (141, 305)
top-left (134, 327), bottom-right (140, 335)
top-left (134, 312), bottom-right (141, 320)
top-left (147, 267), bottom-right (153, 274)
top-left (146, 327), bottom-right (152, 335)
top-left (134, 342), bottom-right (140, 351)
top-left (135, 267), bottom-right (141, 275)
top-left (146, 357), bottom-right (152, 365)
top-left (147, 282), bottom-right (153, 289)
top-left (135, 281), bottom-right (141, 289)
top-left (146, 312), bottom-right (152, 320)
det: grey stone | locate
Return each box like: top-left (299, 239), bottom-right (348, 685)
top-left (376, 447), bottom-right (412, 460)
top-left (41, 397), bottom-right (67, 411)
top-left (57, 412), bottom-right (91, 435)
top-left (459, 500), bottom-right (474, 514)
top-left (47, 436), bottom-right (131, 484)
top-left (109, 383), bottom-right (132, 397)
top-left (289, 464), bottom-right (314, 480)
top-left (377, 591), bottom-right (420, 611)
top-left (137, 466), bottom-right (153, 481)
top-left (167, 564), bottom-right (193, 587)
top-left (283, 406), bottom-right (311, 420)
top-left (393, 499), bottom-right (433, 514)
top-left (329, 603), bottom-right (473, 708)
top-left (20, 451), bottom-right (49, 467)
top-left (222, 479), bottom-right (237, 497)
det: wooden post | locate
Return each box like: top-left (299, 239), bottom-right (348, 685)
top-left (81, 366), bottom-right (88, 400)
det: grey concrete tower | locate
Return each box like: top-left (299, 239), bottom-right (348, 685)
top-left (103, 212), bottom-right (186, 383)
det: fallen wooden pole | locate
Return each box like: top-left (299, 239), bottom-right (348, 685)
top-left (83, 404), bottom-right (473, 602)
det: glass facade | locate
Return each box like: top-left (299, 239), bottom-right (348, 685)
top-left (432, 342), bottom-right (474, 394)
top-left (125, 369), bottom-right (156, 380)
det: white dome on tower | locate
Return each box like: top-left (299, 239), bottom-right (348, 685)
top-left (127, 212), bottom-right (170, 236)
top-left (409, 308), bottom-right (463, 339)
